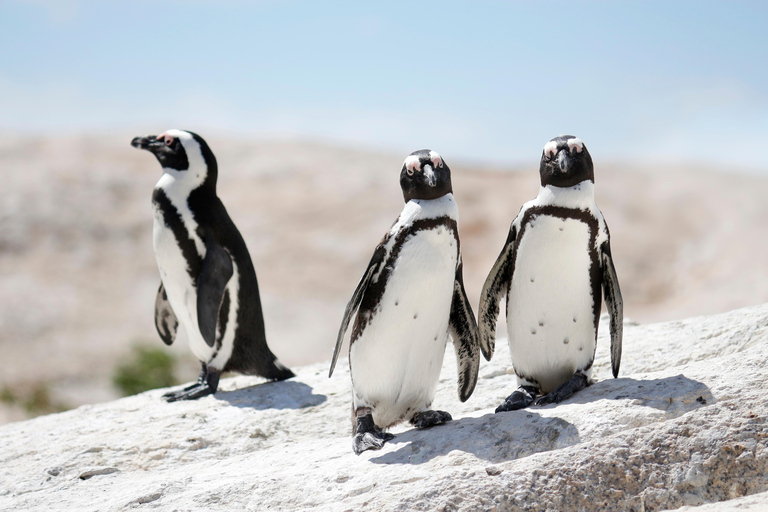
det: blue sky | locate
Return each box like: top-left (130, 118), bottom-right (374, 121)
top-left (1, 1), bottom-right (766, 168)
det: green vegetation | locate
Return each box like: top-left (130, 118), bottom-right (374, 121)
top-left (113, 344), bottom-right (178, 396)
top-left (0, 382), bottom-right (70, 416)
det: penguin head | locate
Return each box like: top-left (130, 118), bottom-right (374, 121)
top-left (399, 149), bottom-right (452, 202)
top-left (539, 135), bottom-right (594, 188)
top-left (131, 129), bottom-right (218, 187)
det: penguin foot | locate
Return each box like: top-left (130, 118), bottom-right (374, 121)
top-left (353, 430), bottom-right (395, 455)
top-left (163, 365), bottom-right (221, 402)
top-left (410, 410), bottom-right (452, 429)
top-left (495, 385), bottom-right (540, 413)
top-left (353, 411), bottom-right (394, 455)
top-left (163, 383), bottom-right (215, 402)
top-left (534, 372), bottom-right (589, 406)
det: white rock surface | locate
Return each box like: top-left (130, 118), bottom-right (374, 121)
top-left (1, 305), bottom-right (767, 511)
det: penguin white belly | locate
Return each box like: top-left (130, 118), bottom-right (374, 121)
top-left (351, 227), bottom-right (457, 428)
top-left (152, 207), bottom-right (214, 364)
top-left (507, 215), bottom-right (596, 393)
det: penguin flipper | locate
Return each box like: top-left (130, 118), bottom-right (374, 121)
top-left (329, 245), bottom-right (385, 378)
top-left (478, 224), bottom-right (517, 360)
top-left (197, 240), bottom-right (234, 348)
top-left (449, 261), bottom-right (480, 402)
top-left (154, 283), bottom-right (178, 346)
top-left (601, 241), bottom-right (623, 378)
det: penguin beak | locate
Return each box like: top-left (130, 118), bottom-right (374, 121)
top-left (131, 135), bottom-right (163, 152)
top-left (423, 164), bottom-right (437, 187)
top-left (557, 150), bottom-right (572, 174)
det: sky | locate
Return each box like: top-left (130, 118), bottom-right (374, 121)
top-left (1, 0), bottom-right (767, 168)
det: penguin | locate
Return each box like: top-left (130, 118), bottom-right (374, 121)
top-left (329, 149), bottom-right (481, 455)
top-left (131, 129), bottom-right (293, 402)
top-left (478, 135), bottom-right (622, 412)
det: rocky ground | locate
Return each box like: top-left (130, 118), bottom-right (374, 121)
top-left (1, 134), bottom-right (768, 422)
top-left (0, 304), bottom-right (766, 511)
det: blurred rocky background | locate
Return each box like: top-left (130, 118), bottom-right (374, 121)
top-left (1, 133), bottom-right (767, 423)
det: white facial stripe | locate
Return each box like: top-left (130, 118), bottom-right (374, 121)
top-left (165, 130), bottom-right (206, 171)
top-left (404, 155), bottom-right (421, 173)
top-left (428, 151), bottom-right (443, 168)
top-left (543, 140), bottom-right (559, 158)
top-left (163, 129), bottom-right (191, 143)
top-left (567, 138), bottom-right (584, 153)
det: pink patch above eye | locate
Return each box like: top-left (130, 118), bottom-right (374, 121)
top-left (156, 132), bottom-right (174, 145)
top-left (543, 141), bottom-right (559, 158)
top-left (567, 138), bottom-right (584, 153)
top-left (404, 155), bottom-right (421, 174)
top-left (428, 150), bottom-right (443, 168)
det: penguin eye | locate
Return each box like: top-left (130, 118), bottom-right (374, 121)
top-left (567, 138), bottom-right (584, 155)
top-left (403, 155), bottom-right (420, 176)
top-left (165, 136), bottom-right (174, 146)
top-left (543, 141), bottom-right (558, 159)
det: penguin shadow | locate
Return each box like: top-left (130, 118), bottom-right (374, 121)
top-left (369, 411), bottom-right (580, 466)
top-left (369, 374), bottom-right (714, 466)
top-left (563, 373), bottom-right (716, 411)
top-left (216, 380), bottom-right (327, 411)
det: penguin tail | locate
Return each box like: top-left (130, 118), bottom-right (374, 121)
top-left (262, 358), bottom-right (295, 381)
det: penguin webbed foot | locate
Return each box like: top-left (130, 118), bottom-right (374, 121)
top-left (353, 430), bottom-right (395, 455)
top-left (162, 366), bottom-right (221, 402)
top-left (353, 411), bottom-right (394, 455)
top-left (534, 372), bottom-right (589, 406)
top-left (410, 410), bottom-right (452, 429)
top-left (495, 385), bottom-right (540, 413)
top-left (163, 385), bottom-right (213, 402)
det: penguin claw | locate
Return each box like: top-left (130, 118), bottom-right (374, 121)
top-left (352, 431), bottom-right (395, 455)
top-left (410, 410), bottom-right (452, 429)
top-left (162, 383), bottom-right (216, 402)
top-left (495, 385), bottom-right (539, 413)
top-left (352, 410), bottom-right (395, 455)
top-left (162, 365), bottom-right (221, 402)
top-left (170, 380), bottom-right (204, 394)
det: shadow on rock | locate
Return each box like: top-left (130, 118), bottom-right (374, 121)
top-left (369, 374), bottom-right (714, 466)
top-left (369, 411), bottom-right (580, 465)
top-left (564, 374), bottom-right (716, 412)
top-left (216, 380), bottom-right (327, 410)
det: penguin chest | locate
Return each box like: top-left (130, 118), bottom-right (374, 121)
top-left (152, 202), bottom-right (213, 361)
top-left (507, 214), bottom-right (597, 392)
top-left (351, 226), bottom-right (458, 426)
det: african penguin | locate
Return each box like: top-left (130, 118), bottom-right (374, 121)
top-left (329, 149), bottom-right (481, 455)
top-left (131, 129), bottom-right (293, 402)
top-left (478, 135), bottom-right (623, 412)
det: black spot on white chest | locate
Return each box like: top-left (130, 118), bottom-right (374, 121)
top-left (506, 213), bottom-right (599, 384)
top-left (511, 215), bottom-right (595, 307)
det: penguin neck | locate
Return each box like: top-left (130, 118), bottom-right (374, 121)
top-left (155, 166), bottom-right (216, 205)
top-left (537, 180), bottom-right (595, 209)
top-left (390, 193), bottom-right (458, 236)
